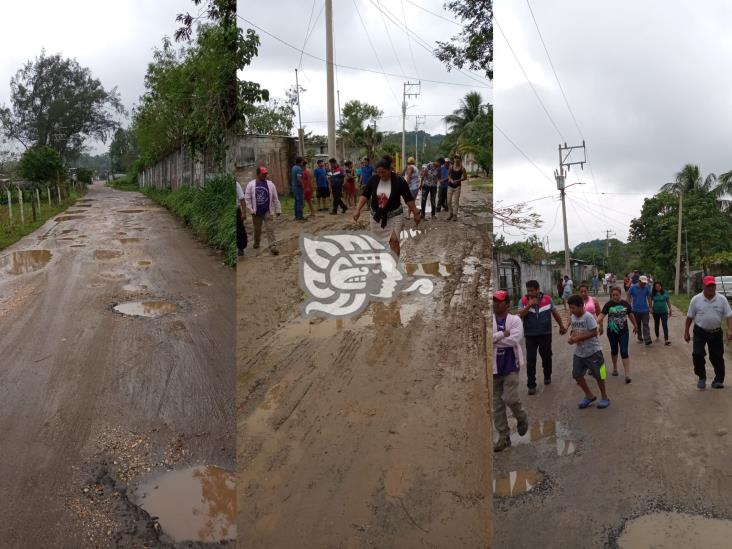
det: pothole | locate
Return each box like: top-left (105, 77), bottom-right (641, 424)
top-left (131, 466), bottom-right (236, 543)
top-left (617, 512), bottom-right (732, 548)
top-left (138, 261), bottom-right (152, 266)
top-left (194, 280), bottom-right (211, 287)
top-left (493, 470), bottom-right (543, 497)
top-left (113, 300), bottom-right (177, 318)
top-left (95, 250), bottom-right (123, 261)
top-left (122, 284), bottom-right (148, 292)
top-left (56, 215), bottom-right (85, 222)
top-left (117, 209), bottom-right (146, 213)
top-left (0, 250), bottom-right (52, 275)
top-left (404, 261), bottom-right (454, 277)
top-left (118, 238), bottom-right (141, 244)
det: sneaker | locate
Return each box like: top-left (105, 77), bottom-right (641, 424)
top-left (493, 436), bottom-right (511, 452)
top-left (645, 341), bottom-right (652, 346)
top-left (665, 341), bottom-right (671, 346)
top-left (698, 378), bottom-right (706, 390)
top-left (712, 381), bottom-right (724, 389)
top-left (528, 386), bottom-right (537, 396)
top-left (517, 414), bottom-right (529, 437)
top-left (544, 377), bottom-right (551, 385)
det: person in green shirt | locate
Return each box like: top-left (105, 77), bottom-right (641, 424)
top-left (651, 281), bottom-right (672, 345)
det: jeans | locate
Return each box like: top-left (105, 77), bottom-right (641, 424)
top-left (252, 213), bottom-right (276, 250)
top-left (607, 330), bottom-right (629, 359)
top-left (331, 183), bottom-right (347, 213)
top-left (653, 312), bottom-right (669, 341)
top-left (692, 325), bottom-right (725, 383)
top-left (633, 311), bottom-right (651, 343)
top-left (421, 185), bottom-right (437, 216)
top-left (525, 334), bottom-right (553, 387)
top-left (236, 206), bottom-right (247, 252)
top-left (493, 371), bottom-right (527, 438)
top-left (292, 185), bottom-right (304, 219)
top-left (436, 186), bottom-right (448, 212)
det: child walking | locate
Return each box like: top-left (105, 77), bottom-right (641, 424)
top-left (567, 294), bottom-right (611, 409)
top-left (493, 290), bottom-right (529, 452)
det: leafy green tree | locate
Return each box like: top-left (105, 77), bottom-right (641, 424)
top-left (109, 128), bottom-right (137, 173)
top-left (0, 51), bottom-right (125, 162)
top-left (244, 87), bottom-right (297, 135)
top-left (76, 167), bottom-right (93, 184)
top-left (435, 0), bottom-right (492, 79)
top-left (338, 100), bottom-right (383, 157)
top-left (443, 92), bottom-right (491, 175)
top-left (17, 146), bottom-right (63, 183)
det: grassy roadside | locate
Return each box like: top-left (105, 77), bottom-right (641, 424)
top-left (110, 175), bottom-right (236, 267)
top-left (0, 191), bottom-right (83, 251)
top-left (470, 176), bottom-right (492, 193)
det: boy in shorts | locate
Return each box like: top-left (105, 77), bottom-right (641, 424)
top-left (567, 294), bottom-right (611, 409)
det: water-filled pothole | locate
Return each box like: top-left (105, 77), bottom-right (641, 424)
top-left (132, 466), bottom-right (235, 543)
top-left (617, 512), bottom-right (732, 548)
top-left (56, 215), bottom-right (85, 222)
top-left (138, 260), bottom-right (152, 266)
top-left (113, 300), bottom-right (177, 318)
top-left (0, 250), bottom-right (52, 274)
top-left (95, 250), bottom-right (123, 261)
top-left (118, 238), bottom-right (141, 244)
top-left (404, 261), bottom-right (454, 277)
top-left (493, 470), bottom-right (543, 497)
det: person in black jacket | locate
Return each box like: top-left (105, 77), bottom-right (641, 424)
top-left (353, 158), bottom-right (420, 256)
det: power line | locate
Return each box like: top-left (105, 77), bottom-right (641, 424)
top-left (299, 0), bottom-right (319, 70)
top-left (404, 0), bottom-right (461, 25)
top-left (494, 15), bottom-right (564, 141)
top-left (237, 14), bottom-right (489, 89)
top-left (494, 123), bottom-right (555, 186)
top-left (376, 0), bottom-right (407, 78)
top-left (400, 0), bottom-right (420, 79)
top-left (352, 0), bottom-right (398, 101)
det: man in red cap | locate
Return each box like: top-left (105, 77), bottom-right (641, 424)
top-left (244, 165), bottom-right (281, 255)
top-left (684, 275), bottom-right (732, 389)
top-left (493, 289), bottom-right (529, 452)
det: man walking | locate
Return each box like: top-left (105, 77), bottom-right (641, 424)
top-left (327, 158), bottom-right (348, 215)
top-left (420, 159), bottom-right (439, 219)
top-left (291, 156), bottom-right (305, 221)
top-left (562, 275), bottom-right (574, 312)
top-left (314, 159), bottom-right (330, 211)
top-left (493, 290), bottom-right (529, 452)
top-left (591, 274), bottom-right (599, 296)
top-left (245, 166), bottom-right (281, 255)
top-left (518, 280), bottom-right (567, 394)
top-left (436, 158), bottom-right (449, 213)
top-left (684, 276), bottom-right (732, 389)
top-left (360, 157), bottom-right (374, 192)
top-left (628, 275), bottom-right (653, 344)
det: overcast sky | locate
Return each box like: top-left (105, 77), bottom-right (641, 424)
top-left (0, 0), bottom-right (190, 155)
top-left (494, 1), bottom-right (732, 251)
top-left (237, 0), bottom-right (491, 137)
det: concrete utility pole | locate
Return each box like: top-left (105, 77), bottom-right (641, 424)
top-left (414, 115), bottom-right (426, 167)
top-left (685, 228), bottom-right (691, 294)
top-left (325, 0), bottom-right (336, 159)
top-left (401, 81), bottom-right (420, 173)
top-left (556, 141), bottom-right (588, 280)
top-left (337, 89), bottom-right (345, 161)
top-left (295, 68), bottom-right (304, 156)
top-left (674, 189), bottom-right (683, 295)
top-left (605, 229), bottom-right (616, 260)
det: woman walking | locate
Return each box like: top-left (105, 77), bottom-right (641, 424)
top-left (447, 154), bottom-right (467, 220)
top-left (623, 274), bottom-right (632, 298)
top-left (597, 287), bottom-right (639, 383)
top-left (579, 283), bottom-right (602, 321)
top-left (353, 158), bottom-right (421, 257)
top-left (651, 281), bottom-right (672, 345)
top-left (302, 160), bottom-right (316, 217)
top-left (343, 160), bottom-right (357, 208)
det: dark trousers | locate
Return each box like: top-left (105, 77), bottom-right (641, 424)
top-left (633, 311), bottom-right (651, 343)
top-left (331, 184), bottom-right (347, 213)
top-left (693, 325), bottom-right (725, 383)
top-left (421, 186), bottom-right (437, 216)
top-left (653, 312), bottom-right (669, 341)
top-left (525, 334), bottom-right (553, 387)
top-left (436, 186), bottom-right (448, 212)
top-left (236, 206), bottom-right (247, 251)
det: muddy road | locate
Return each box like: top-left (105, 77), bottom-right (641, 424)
top-left (494, 297), bottom-right (732, 548)
top-left (238, 184), bottom-right (492, 548)
top-left (0, 182), bottom-right (235, 547)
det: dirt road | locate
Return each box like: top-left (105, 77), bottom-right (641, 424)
top-left (238, 184), bottom-right (492, 548)
top-left (494, 296), bottom-right (732, 548)
top-left (0, 182), bottom-right (235, 548)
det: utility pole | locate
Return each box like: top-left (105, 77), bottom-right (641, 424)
top-left (674, 189), bottom-right (683, 295)
top-left (414, 115), bottom-right (426, 167)
top-left (295, 68), bottom-right (304, 156)
top-left (337, 89), bottom-right (345, 161)
top-left (556, 141), bottom-right (587, 280)
top-left (325, 0), bottom-right (336, 159)
top-left (605, 229), bottom-right (616, 272)
top-left (401, 81), bottom-right (420, 173)
top-left (685, 228), bottom-right (691, 294)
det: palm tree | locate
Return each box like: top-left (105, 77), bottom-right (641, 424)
top-left (718, 169), bottom-right (732, 212)
top-left (443, 91), bottom-right (486, 149)
top-left (660, 164), bottom-right (717, 195)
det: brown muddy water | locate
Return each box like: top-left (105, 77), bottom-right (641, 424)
top-left (404, 261), bottom-right (454, 277)
top-left (138, 260), bottom-right (152, 266)
top-left (95, 250), bottom-right (123, 261)
top-left (133, 466), bottom-right (236, 543)
top-left (0, 250), bottom-right (52, 275)
top-left (493, 470), bottom-right (543, 497)
top-left (618, 512), bottom-right (732, 548)
top-left (55, 215), bottom-right (85, 222)
top-left (113, 300), bottom-right (177, 318)
top-left (118, 238), bottom-right (141, 244)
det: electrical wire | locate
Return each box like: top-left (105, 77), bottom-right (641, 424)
top-left (376, 0), bottom-right (407, 78)
top-left (299, 0), bottom-right (319, 70)
top-left (494, 123), bottom-right (555, 186)
top-left (404, 0), bottom-right (461, 25)
top-left (400, 0), bottom-right (420, 79)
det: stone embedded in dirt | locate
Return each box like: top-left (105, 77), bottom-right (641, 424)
top-left (0, 250), bottom-right (52, 275)
top-left (113, 300), bottom-right (177, 318)
top-left (617, 512), bottom-right (732, 548)
top-left (717, 428), bottom-right (728, 436)
top-left (493, 470), bottom-right (543, 497)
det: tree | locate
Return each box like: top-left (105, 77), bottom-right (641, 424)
top-left (338, 100), bottom-right (383, 155)
top-left (0, 51), bottom-right (125, 162)
top-left (435, 0), bottom-right (492, 79)
top-left (109, 128), bottom-right (137, 173)
top-left (17, 146), bottom-right (63, 183)
top-left (443, 91), bottom-right (491, 175)
top-left (244, 88), bottom-right (297, 135)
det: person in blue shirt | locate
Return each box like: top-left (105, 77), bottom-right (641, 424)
top-left (436, 158), bottom-right (450, 213)
top-left (628, 275), bottom-right (653, 345)
top-left (313, 159), bottom-right (330, 211)
top-left (360, 157), bottom-right (374, 191)
top-left (291, 156), bottom-right (305, 220)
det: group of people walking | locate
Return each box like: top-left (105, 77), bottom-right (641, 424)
top-left (492, 272), bottom-right (732, 452)
top-left (235, 153), bottom-right (469, 258)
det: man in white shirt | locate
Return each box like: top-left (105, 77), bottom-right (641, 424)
top-left (684, 275), bottom-right (732, 389)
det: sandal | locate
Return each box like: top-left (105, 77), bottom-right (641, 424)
top-left (597, 399), bottom-right (611, 409)
top-left (578, 396), bottom-right (597, 409)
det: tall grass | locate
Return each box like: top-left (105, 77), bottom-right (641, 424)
top-left (140, 175), bottom-right (236, 266)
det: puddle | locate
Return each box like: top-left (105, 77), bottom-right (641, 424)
top-left (194, 281), bottom-right (211, 287)
top-left (404, 262), bottom-right (454, 277)
top-left (133, 466), bottom-right (235, 543)
top-left (617, 512), bottom-right (732, 548)
top-left (0, 250), bottom-right (52, 275)
top-left (118, 238), bottom-right (141, 244)
top-left (122, 284), bottom-right (148, 292)
top-left (117, 209), bottom-right (145, 213)
top-left (66, 209), bottom-right (88, 214)
top-left (493, 470), bottom-right (543, 497)
top-left (556, 439), bottom-right (576, 456)
top-left (113, 300), bottom-right (177, 318)
top-left (138, 260), bottom-right (152, 266)
top-left (55, 215), bottom-right (85, 222)
top-left (95, 250), bottom-right (123, 261)
top-left (399, 228), bottom-right (426, 241)
top-left (71, 244), bottom-right (86, 248)
top-left (61, 229), bottom-right (77, 234)
top-left (285, 301), bottom-right (421, 338)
